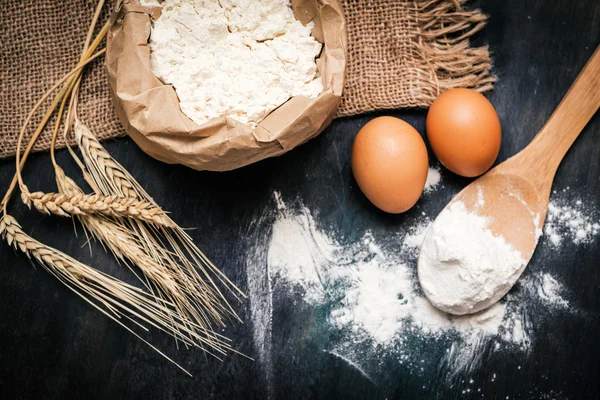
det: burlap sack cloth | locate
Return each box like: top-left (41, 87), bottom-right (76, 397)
top-left (0, 0), bottom-right (494, 160)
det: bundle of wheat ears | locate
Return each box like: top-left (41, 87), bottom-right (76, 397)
top-left (0, 0), bottom-right (245, 375)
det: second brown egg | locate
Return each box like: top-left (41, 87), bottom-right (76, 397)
top-left (426, 88), bottom-right (501, 178)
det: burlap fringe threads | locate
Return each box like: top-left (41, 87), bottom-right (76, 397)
top-left (338, 0), bottom-right (495, 116)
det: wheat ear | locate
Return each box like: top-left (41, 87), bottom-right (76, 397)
top-left (56, 89), bottom-right (236, 345)
top-left (20, 189), bottom-right (174, 227)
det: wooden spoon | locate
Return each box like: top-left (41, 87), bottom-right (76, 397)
top-left (418, 46), bottom-right (600, 315)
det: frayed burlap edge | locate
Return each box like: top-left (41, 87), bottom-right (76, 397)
top-left (337, 0), bottom-right (495, 116)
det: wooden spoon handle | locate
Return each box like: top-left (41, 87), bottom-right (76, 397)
top-left (514, 46), bottom-right (600, 193)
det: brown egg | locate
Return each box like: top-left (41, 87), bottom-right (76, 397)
top-left (426, 88), bottom-right (501, 177)
top-left (352, 116), bottom-right (428, 214)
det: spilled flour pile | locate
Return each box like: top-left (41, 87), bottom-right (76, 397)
top-left (250, 189), bottom-right (596, 382)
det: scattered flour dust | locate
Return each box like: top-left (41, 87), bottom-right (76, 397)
top-left (424, 166), bottom-right (442, 193)
top-left (401, 219), bottom-right (431, 257)
top-left (544, 189), bottom-right (600, 247)
top-left (267, 201), bottom-right (337, 304)
top-left (521, 272), bottom-right (570, 310)
top-left (256, 191), bottom-right (575, 381)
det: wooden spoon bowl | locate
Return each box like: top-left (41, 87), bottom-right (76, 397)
top-left (454, 173), bottom-right (542, 258)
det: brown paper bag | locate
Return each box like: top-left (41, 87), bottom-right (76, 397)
top-left (106, 0), bottom-right (347, 171)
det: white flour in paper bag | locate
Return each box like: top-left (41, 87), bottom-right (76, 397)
top-left (143, 0), bottom-right (323, 126)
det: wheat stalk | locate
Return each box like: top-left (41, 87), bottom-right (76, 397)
top-left (54, 166), bottom-right (232, 349)
top-left (0, 214), bottom-right (234, 370)
top-left (20, 189), bottom-right (174, 227)
top-left (59, 2), bottom-right (243, 350)
top-left (61, 128), bottom-right (241, 330)
top-left (61, 6), bottom-right (244, 346)
top-left (73, 120), bottom-right (247, 316)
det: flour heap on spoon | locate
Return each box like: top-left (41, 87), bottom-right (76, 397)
top-left (143, 0), bottom-right (323, 126)
top-left (418, 201), bottom-right (527, 315)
